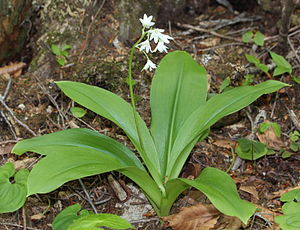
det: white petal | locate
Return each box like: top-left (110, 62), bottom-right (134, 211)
top-left (142, 59), bottom-right (157, 71)
top-left (139, 14), bottom-right (155, 28)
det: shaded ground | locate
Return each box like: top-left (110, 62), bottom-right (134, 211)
top-left (1, 1), bottom-right (300, 230)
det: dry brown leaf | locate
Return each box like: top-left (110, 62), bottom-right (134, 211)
top-left (162, 203), bottom-right (220, 230)
top-left (215, 215), bottom-right (243, 229)
top-left (199, 37), bottom-right (221, 47)
top-left (12, 157), bottom-right (38, 170)
top-left (240, 185), bottom-right (259, 200)
top-left (256, 205), bottom-right (277, 223)
top-left (213, 139), bottom-right (236, 149)
top-left (181, 163), bottom-right (201, 179)
top-left (0, 62), bottom-right (26, 76)
top-left (0, 143), bottom-right (15, 155)
top-left (271, 185), bottom-right (300, 199)
top-left (257, 125), bottom-right (285, 150)
top-left (30, 213), bottom-right (46, 220)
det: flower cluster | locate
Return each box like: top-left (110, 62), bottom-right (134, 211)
top-left (137, 14), bottom-right (173, 71)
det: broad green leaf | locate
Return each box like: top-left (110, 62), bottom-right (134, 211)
top-left (52, 204), bottom-right (91, 230)
top-left (256, 63), bottom-right (269, 74)
top-left (51, 44), bottom-right (61, 55)
top-left (242, 31), bottom-right (253, 43)
top-left (235, 138), bottom-right (268, 160)
top-left (0, 162), bottom-right (29, 213)
top-left (275, 201), bottom-right (300, 230)
top-left (168, 80), bottom-right (288, 178)
top-left (245, 54), bottom-right (260, 64)
top-left (68, 213), bottom-right (133, 230)
top-left (179, 167), bottom-right (256, 224)
top-left (150, 51), bottom-right (207, 174)
top-left (219, 77), bottom-right (231, 92)
top-left (292, 76), bottom-right (300, 84)
top-left (61, 51), bottom-right (69, 57)
top-left (56, 81), bottom-right (162, 185)
top-left (70, 107), bottom-right (86, 118)
top-left (281, 189), bottom-right (300, 202)
top-left (12, 129), bottom-right (161, 203)
top-left (253, 31), bottom-right (265, 46)
top-left (270, 51), bottom-right (292, 76)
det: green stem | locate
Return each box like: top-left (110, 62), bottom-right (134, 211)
top-left (127, 30), bottom-right (166, 197)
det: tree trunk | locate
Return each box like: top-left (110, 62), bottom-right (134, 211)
top-left (0, 0), bottom-right (32, 62)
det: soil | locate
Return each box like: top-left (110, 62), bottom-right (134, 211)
top-left (0, 1), bottom-right (300, 230)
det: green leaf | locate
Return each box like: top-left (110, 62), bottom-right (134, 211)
top-left (242, 74), bottom-right (254, 86)
top-left (219, 77), bottom-right (231, 92)
top-left (168, 80), bottom-right (288, 178)
top-left (68, 213), bottom-right (133, 230)
top-left (150, 51), bottom-right (208, 175)
top-left (245, 54), bottom-right (260, 64)
top-left (242, 31), bottom-right (253, 43)
top-left (281, 189), bottom-right (300, 202)
top-left (61, 50), bottom-right (69, 57)
top-left (271, 122), bottom-right (281, 137)
top-left (253, 31), bottom-right (265, 46)
top-left (56, 81), bottom-right (162, 186)
top-left (259, 122), bottom-right (271, 133)
top-left (282, 151), bottom-right (293, 159)
top-left (290, 142), bottom-right (300, 152)
top-left (270, 52), bottom-right (292, 76)
top-left (0, 162), bottom-right (29, 213)
top-left (235, 138), bottom-right (268, 160)
top-left (12, 129), bottom-right (160, 204)
top-left (275, 201), bottom-right (300, 230)
top-left (290, 131), bottom-right (300, 142)
top-left (70, 107), bottom-right (87, 118)
top-left (292, 76), bottom-right (300, 84)
top-left (62, 45), bottom-right (72, 51)
top-left (256, 63), bottom-right (269, 74)
top-left (52, 204), bottom-right (90, 230)
top-left (57, 58), bottom-right (66, 66)
top-left (179, 167), bottom-right (256, 224)
top-left (51, 44), bottom-right (61, 56)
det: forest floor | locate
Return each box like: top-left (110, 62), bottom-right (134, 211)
top-left (0, 2), bottom-right (300, 230)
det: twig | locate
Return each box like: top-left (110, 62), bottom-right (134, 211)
top-left (198, 42), bottom-right (246, 52)
top-left (78, 0), bottom-right (106, 62)
top-left (2, 77), bottom-right (12, 100)
top-left (286, 107), bottom-right (300, 130)
top-left (288, 37), bottom-right (300, 64)
top-left (0, 139), bottom-right (20, 144)
top-left (0, 98), bottom-right (36, 136)
top-left (1, 111), bottom-right (17, 139)
top-left (78, 179), bottom-right (98, 213)
top-left (0, 222), bottom-right (41, 230)
top-left (130, 217), bottom-right (160, 224)
top-left (33, 74), bottom-right (68, 128)
top-left (22, 206), bottom-right (27, 230)
top-left (177, 23), bottom-right (242, 42)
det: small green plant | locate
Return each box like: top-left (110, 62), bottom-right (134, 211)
top-left (0, 162), bottom-right (29, 213)
top-left (292, 76), bottom-right (300, 84)
top-left (269, 51), bottom-right (292, 76)
top-left (242, 31), bottom-right (265, 46)
top-left (70, 106), bottom-right (87, 118)
top-left (245, 54), bottom-right (269, 75)
top-left (289, 131), bottom-right (300, 152)
top-left (219, 77), bottom-right (231, 92)
top-left (52, 204), bottom-right (133, 230)
top-left (259, 121), bottom-right (281, 137)
top-left (235, 138), bottom-right (269, 160)
top-left (0, 14), bottom-right (288, 224)
top-left (275, 189), bottom-right (300, 230)
top-left (242, 74), bottom-right (254, 86)
top-left (51, 44), bottom-right (72, 66)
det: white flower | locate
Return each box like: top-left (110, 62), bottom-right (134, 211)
top-left (149, 29), bottom-right (173, 44)
top-left (139, 14), bottom-right (155, 28)
top-left (142, 59), bottom-right (156, 71)
top-left (137, 39), bottom-right (151, 53)
top-left (154, 41), bottom-right (168, 53)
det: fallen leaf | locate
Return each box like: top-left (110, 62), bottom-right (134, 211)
top-left (30, 213), bottom-right (46, 220)
top-left (257, 125), bottom-right (285, 150)
top-left (199, 37), bottom-right (221, 48)
top-left (162, 203), bottom-right (220, 230)
top-left (12, 157), bottom-right (38, 170)
top-left (240, 185), bottom-right (260, 200)
top-left (181, 163), bottom-right (201, 179)
top-left (0, 143), bottom-right (15, 155)
top-left (213, 139), bottom-right (236, 149)
top-left (271, 185), bottom-right (300, 199)
top-left (215, 215), bottom-right (243, 229)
